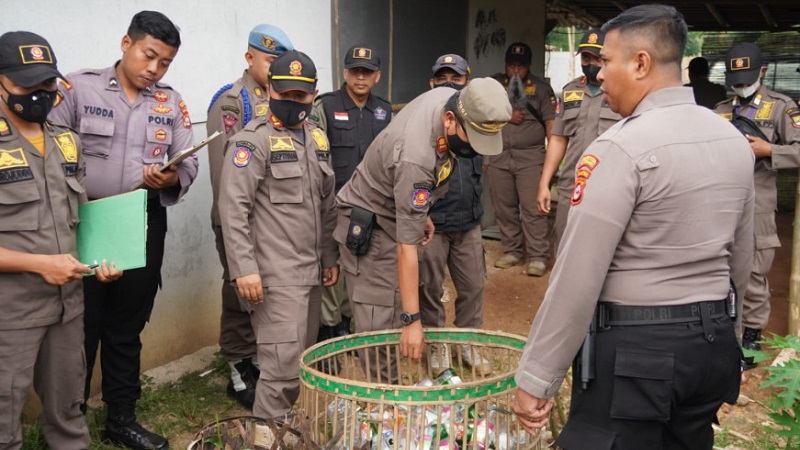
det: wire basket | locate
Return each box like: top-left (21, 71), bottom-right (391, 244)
top-left (299, 328), bottom-right (544, 450)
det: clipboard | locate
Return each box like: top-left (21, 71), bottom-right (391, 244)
top-left (130, 131), bottom-right (222, 190)
top-left (77, 189), bottom-right (147, 272)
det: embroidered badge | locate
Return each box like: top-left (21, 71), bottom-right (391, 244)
top-left (351, 224), bottom-right (362, 236)
top-left (436, 158), bottom-right (453, 187)
top-left (789, 108), bottom-right (800, 129)
top-left (289, 61), bottom-right (303, 76)
top-left (0, 148), bottom-right (29, 169)
top-left (155, 129), bottom-right (167, 141)
top-left (59, 79), bottom-right (72, 91)
top-left (755, 102), bottom-right (775, 121)
top-left (52, 91), bottom-right (64, 108)
top-left (563, 91), bottom-right (584, 102)
top-left (0, 118), bottom-right (12, 137)
top-left (354, 47), bottom-right (372, 60)
top-left (525, 84), bottom-right (537, 95)
top-left (334, 112), bottom-right (348, 121)
top-left (436, 136), bottom-right (448, 153)
top-left (269, 114), bottom-right (285, 129)
top-left (254, 87), bottom-right (263, 98)
top-left (255, 104), bottom-right (268, 116)
top-left (374, 107), bottom-right (387, 121)
top-left (311, 128), bottom-right (329, 151)
top-left (154, 91), bottom-right (168, 102)
top-left (719, 113), bottom-right (733, 121)
top-left (222, 113), bottom-right (238, 134)
top-left (269, 136), bottom-right (295, 151)
top-left (571, 154), bottom-right (600, 206)
top-left (20, 45), bottom-right (53, 64)
top-left (549, 94), bottom-right (557, 106)
top-left (152, 146), bottom-right (163, 157)
top-left (151, 104), bottom-right (172, 114)
top-left (178, 100), bottom-right (191, 129)
top-left (233, 146), bottom-right (252, 167)
top-left (221, 105), bottom-right (240, 114)
top-left (731, 57), bottom-right (750, 71)
top-left (412, 188), bottom-right (431, 209)
top-left (54, 133), bottom-right (79, 162)
top-left (260, 35), bottom-right (276, 51)
top-left (588, 33), bottom-right (598, 44)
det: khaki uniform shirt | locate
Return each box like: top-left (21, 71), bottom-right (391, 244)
top-left (715, 86), bottom-right (800, 250)
top-left (552, 76), bottom-right (622, 196)
top-left (0, 115), bottom-right (87, 330)
top-left (207, 70), bottom-right (271, 226)
top-left (219, 115), bottom-right (338, 286)
top-left (334, 88), bottom-right (455, 245)
top-left (50, 64), bottom-right (198, 204)
top-left (516, 87), bottom-right (755, 398)
top-left (485, 73), bottom-right (556, 169)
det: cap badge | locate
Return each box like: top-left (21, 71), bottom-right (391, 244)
top-left (588, 33), bottom-right (598, 44)
top-left (444, 56), bottom-right (453, 63)
top-left (289, 61), bottom-right (303, 76)
top-left (353, 47), bottom-right (372, 60)
top-left (731, 57), bottom-right (750, 71)
top-left (19, 44), bottom-right (53, 64)
top-left (512, 46), bottom-right (525, 55)
top-left (260, 35), bottom-right (277, 51)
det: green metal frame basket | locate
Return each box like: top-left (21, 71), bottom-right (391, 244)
top-left (299, 328), bottom-right (544, 450)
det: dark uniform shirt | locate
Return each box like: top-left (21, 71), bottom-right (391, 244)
top-left (0, 115), bottom-right (86, 330)
top-left (310, 86), bottom-right (392, 191)
top-left (334, 87), bottom-right (455, 245)
top-left (428, 156), bottom-right (483, 233)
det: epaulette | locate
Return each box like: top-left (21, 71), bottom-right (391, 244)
top-left (45, 120), bottom-right (79, 135)
top-left (152, 80), bottom-right (174, 90)
top-left (74, 68), bottom-right (102, 76)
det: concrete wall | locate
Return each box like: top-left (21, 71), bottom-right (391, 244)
top-left (1, 0), bottom-right (332, 407)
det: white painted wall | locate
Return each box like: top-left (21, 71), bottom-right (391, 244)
top-left (1, 0), bottom-right (333, 397)
top-left (546, 52), bottom-right (583, 94)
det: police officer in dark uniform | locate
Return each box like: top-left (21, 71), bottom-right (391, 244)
top-left (310, 45), bottom-right (391, 354)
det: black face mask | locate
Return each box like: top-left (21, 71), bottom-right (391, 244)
top-left (435, 81), bottom-right (466, 91)
top-left (1, 82), bottom-right (55, 124)
top-left (269, 98), bottom-right (312, 126)
top-left (582, 64), bottom-right (601, 84)
top-left (446, 122), bottom-right (478, 159)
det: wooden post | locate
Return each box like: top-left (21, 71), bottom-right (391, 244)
top-left (789, 171), bottom-right (800, 335)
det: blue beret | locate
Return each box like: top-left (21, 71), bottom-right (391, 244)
top-left (248, 24), bottom-right (293, 55)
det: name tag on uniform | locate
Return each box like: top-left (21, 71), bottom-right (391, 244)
top-left (334, 112), bottom-right (348, 121)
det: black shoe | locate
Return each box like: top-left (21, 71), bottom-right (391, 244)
top-left (104, 412), bottom-right (168, 450)
top-left (226, 358), bottom-right (257, 409)
top-left (317, 325), bottom-right (337, 343)
top-left (335, 317), bottom-right (352, 337)
top-left (741, 355), bottom-right (758, 371)
top-left (743, 327), bottom-right (762, 351)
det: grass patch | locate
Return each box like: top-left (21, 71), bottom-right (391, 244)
top-left (22, 354), bottom-right (248, 450)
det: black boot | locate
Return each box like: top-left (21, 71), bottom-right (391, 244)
top-left (226, 357), bottom-right (257, 409)
top-left (742, 327), bottom-right (762, 351)
top-left (104, 403), bottom-right (168, 450)
top-left (336, 316), bottom-right (352, 337)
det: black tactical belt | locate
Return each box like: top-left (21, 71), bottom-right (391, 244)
top-left (597, 299), bottom-right (727, 327)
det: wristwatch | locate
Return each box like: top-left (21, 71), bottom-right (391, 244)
top-left (400, 311), bottom-right (421, 326)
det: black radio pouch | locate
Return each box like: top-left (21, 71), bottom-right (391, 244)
top-left (346, 206), bottom-right (376, 256)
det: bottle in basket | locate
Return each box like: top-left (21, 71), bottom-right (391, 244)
top-left (436, 368), bottom-right (463, 385)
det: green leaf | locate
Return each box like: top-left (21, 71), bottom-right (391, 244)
top-left (761, 360), bottom-right (800, 411)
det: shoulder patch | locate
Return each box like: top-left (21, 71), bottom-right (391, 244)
top-left (787, 107), bottom-right (800, 128)
top-left (255, 104), bottom-right (269, 117)
top-left (411, 187), bottom-right (431, 209)
top-left (222, 113), bottom-right (239, 134)
top-left (221, 105), bottom-right (240, 114)
top-left (374, 107), bottom-right (387, 121)
top-left (54, 133), bottom-right (79, 163)
top-left (232, 141), bottom-right (255, 168)
top-left (572, 154), bottom-right (600, 207)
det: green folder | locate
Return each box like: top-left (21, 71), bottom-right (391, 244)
top-left (77, 189), bottom-right (147, 272)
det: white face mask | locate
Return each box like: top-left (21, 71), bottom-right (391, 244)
top-left (733, 79), bottom-right (761, 99)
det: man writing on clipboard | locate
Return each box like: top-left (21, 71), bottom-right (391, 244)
top-left (49, 11), bottom-right (198, 450)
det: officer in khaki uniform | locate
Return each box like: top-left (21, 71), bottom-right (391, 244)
top-left (418, 54), bottom-right (491, 375)
top-left (0, 31), bottom-right (120, 450)
top-left (512, 6), bottom-right (753, 448)
top-left (335, 79), bottom-right (511, 382)
top-left (309, 44), bottom-right (391, 360)
top-left (538, 29), bottom-right (622, 253)
top-left (50, 12), bottom-right (198, 450)
top-left (489, 43), bottom-right (557, 276)
top-left (715, 43), bottom-right (800, 361)
top-left (206, 24), bottom-right (293, 409)
top-left (219, 50), bottom-right (338, 420)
